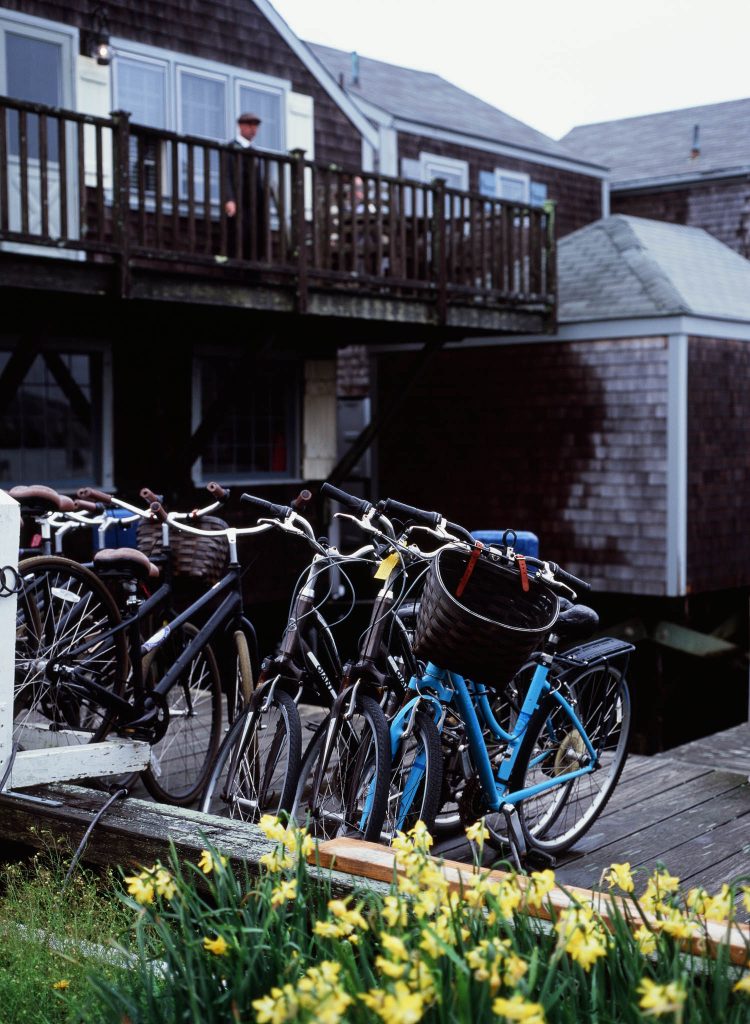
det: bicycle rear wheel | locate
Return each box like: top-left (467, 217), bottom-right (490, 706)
top-left (141, 622), bottom-right (223, 806)
top-left (200, 688), bottom-right (301, 820)
top-left (14, 556), bottom-right (127, 748)
top-left (291, 693), bottom-right (389, 842)
top-left (508, 664), bottom-right (631, 855)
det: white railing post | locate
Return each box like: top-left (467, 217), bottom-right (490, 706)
top-left (0, 490), bottom-right (20, 789)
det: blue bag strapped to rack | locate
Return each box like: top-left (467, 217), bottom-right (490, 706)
top-left (471, 529), bottom-right (539, 559)
top-left (93, 509), bottom-right (139, 550)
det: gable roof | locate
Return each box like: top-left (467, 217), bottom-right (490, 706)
top-left (562, 98), bottom-right (750, 188)
top-left (251, 0), bottom-right (378, 149)
top-left (558, 215), bottom-right (750, 323)
top-left (308, 41), bottom-right (605, 172)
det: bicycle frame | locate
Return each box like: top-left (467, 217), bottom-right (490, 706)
top-left (56, 564), bottom-right (245, 731)
top-left (386, 657), bottom-right (605, 833)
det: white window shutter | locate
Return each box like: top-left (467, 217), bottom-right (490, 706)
top-left (286, 90), bottom-right (314, 158)
top-left (303, 360), bottom-right (337, 479)
top-left (77, 55), bottom-right (113, 189)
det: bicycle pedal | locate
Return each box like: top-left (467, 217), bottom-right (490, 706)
top-left (523, 849), bottom-right (557, 871)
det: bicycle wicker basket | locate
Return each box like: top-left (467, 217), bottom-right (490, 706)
top-left (137, 516), bottom-right (229, 586)
top-left (413, 547), bottom-right (560, 688)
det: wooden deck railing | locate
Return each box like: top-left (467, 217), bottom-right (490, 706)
top-left (0, 96), bottom-right (556, 319)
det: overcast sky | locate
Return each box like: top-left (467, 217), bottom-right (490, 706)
top-left (271, 0), bottom-right (750, 140)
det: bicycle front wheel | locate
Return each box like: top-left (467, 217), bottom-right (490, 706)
top-left (14, 556), bottom-right (127, 747)
top-left (141, 623), bottom-right (223, 806)
top-left (508, 664), bottom-right (631, 855)
top-left (200, 688), bottom-right (301, 820)
top-left (291, 694), bottom-right (389, 842)
top-left (380, 709), bottom-right (442, 843)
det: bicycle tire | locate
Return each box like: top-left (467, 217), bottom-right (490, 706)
top-left (291, 693), bottom-right (390, 842)
top-left (141, 622), bottom-right (223, 806)
top-left (14, 556), bottom-right (127, 747)
top-left (226, 629), bottom-right (255, 726)
top-left (200, 688), bottom-right (301, 821)
top-left (381, 709), bottom-right (442, 842)
top-left (508, 664), bottom-right (631, 855)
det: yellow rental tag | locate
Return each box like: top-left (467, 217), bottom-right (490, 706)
top-left (374, 551), bottom-right (400, 580)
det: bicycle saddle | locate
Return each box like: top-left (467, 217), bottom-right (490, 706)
top-left (10, 484), bottom-right (78, 514)
top-left (93, 547), bottom-right (160, 580)
top-left (555, 598), bottom-right (599, 640)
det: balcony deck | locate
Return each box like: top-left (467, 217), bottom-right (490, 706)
top-left (0, 97), bottom-right (556, 336)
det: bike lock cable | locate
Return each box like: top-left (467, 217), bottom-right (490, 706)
top-left (62, 787), bottom-right (130, 889)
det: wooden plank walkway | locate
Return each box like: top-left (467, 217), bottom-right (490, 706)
top-left (434, 724), bottom-right (750, 913)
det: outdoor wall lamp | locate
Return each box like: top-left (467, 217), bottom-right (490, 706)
top-left (86, 3), bottom-right (112, 66)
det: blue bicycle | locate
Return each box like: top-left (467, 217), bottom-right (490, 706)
top-left (318, 488), bottom-right (633, 866)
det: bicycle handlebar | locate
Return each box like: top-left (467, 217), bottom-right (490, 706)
top-left (320, 482), bottom-right (373, 517)
top-left (206, 481), bottom-right (229, 501)
top-left (149, 500), bottom-right (169, 523)
top-left (240, 493), bottom-right (294, 519)
top-left (291, 488), bottom-right (313, 511)
top-left (544, 561), bottom-right (591, 594)
top-left (140, 487), bottom-right (162, 506)
top-left (377, 497), bottom-right (441, 529)
top-left (77, 487), bottom-right (113, 505)
top-left (73, 498), bottom-right (99, 513)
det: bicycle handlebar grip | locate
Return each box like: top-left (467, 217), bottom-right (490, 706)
top-left (446, 519), bottom-right (476, 544)
top-left (240, 493), bottom-right (292, 519)
top-left (73, 499), bottom-right (99, 513)
top-left (76, 487), bottom-right (113, 504)
top-left (291, 488), bottom-right (313, 511)
top-left (140, 487), bottom-right (162, 505)
top-left (378, 497), bottom-right (441, 529)
top-left (548, 562), bottom-right (591, 594)
top-left (206, 481), bottom-right (229, 501)
top-left (149, 500), bottom-right (169, 523)
top-left (320, 482), bottom-right (372, 516)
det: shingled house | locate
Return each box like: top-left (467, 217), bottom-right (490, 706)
top-left (563, 98), bottom-right (750, 256)
top-left (311, 42), bottom-right (608, 240)
top-left (376, 214), bottom-right (750, 599)
top-left (0, 0), bottom-right (614, 506)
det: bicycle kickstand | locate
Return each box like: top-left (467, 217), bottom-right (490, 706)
top-left (502, 803), bottom-right (527, 873)
top-left (501, 803), bottom-right (557, 873)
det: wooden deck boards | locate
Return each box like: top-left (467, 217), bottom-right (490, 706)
top-left (433, 725), bottom-right (750, 911)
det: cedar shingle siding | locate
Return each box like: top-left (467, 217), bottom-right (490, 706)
top-left (377, 337), bottom-right (668, 595)
top-left (397, 133), bottom-right (602, 238)
top-left (613, 180), bottom-right (750, 256)
top-left (687, 336), bottom-right (750, 591)
top-left (4, 0), bottom-right (363, 167)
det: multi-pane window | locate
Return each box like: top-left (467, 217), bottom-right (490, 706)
top-left (112, 44), bottom-right (287, 152)
top-left (115, 56), bottom-right (167, 194)
top-left (238, 84), bottom-right (283, 151)
top-left (0, 349), bottom-right (104, 488)
top-left (195, 357), bottom-right (299, 481)
top-left (5, 32), bottom-right (62, 161)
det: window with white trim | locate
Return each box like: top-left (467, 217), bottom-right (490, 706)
top-left (112, 41), bottom-right (288, 152)
top-left (479, 168), bottom-right (548, 206)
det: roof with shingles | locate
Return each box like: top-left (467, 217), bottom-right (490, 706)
top-left (558, 215), bottom-right (750, 323)
top-left (308, 41), bottom-right (601, 168)
top-left (562, 98), bottom-right (750, 186)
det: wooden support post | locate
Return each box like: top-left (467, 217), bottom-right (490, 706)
top-left (0, 489), bottom-right (150, 791)
top-left (0, 490), bottom-right (20, 788)
top-left (290, 148), bottom-right (308, 313)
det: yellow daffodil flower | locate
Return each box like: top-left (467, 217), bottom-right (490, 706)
top-left (203, 934), bottom-right (229, 956)
top-left (492, 993), bottom-right (546, 1022)
top-left (604, 861), bottom-right (635, 892)
top-left (637, 978), bottom-right (686, 1017)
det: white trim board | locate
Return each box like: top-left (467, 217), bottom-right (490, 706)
top-left (373, 315), bottom-right (750, 353)
top-left (391, 118), bottom-right (608, 179)
top-left (666, 333), bottom-right (688, 596)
